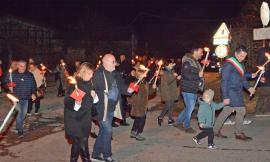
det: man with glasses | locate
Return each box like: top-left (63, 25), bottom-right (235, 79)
top-left (5, 60), bottom-right (36, 137)
top-left (91, 54), bottom-right (133, 162)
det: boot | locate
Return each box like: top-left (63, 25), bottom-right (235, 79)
top-left (80, 147), bottom-right (91, 162)
top-left (235, 132), bottom-right (252, 141)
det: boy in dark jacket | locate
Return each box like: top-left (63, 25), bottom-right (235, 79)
top-left (192, 89), bottom-right (225, 149)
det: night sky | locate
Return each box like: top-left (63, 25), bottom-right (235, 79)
top-left (0, 0), bottom-right (248, 57)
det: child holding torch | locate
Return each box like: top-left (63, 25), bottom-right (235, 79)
top-left (64, 62), bottom-right (97, 162)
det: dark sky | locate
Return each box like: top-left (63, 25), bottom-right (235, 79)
top-left (0, 0), bottom-right (248, 56)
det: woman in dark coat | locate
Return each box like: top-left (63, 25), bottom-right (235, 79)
top-left (64, 62), bottom-right (96, 162)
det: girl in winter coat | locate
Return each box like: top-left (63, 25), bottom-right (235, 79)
top-left (130, 64), bottom-right (156, 141)
top-left (64, 62), bottom-right (96, 162)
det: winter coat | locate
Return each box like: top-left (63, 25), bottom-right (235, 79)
top-left (92, 66), bottom-right (129, 121)
top-left (130, 81), bottom-right (155, 117)
top-left (180, 53), bottom-right (202, 93)
top-left (5, 71), bottom-right (36, 100)
top-left (197, 98), bottom-right (224, 128)
top-left (160, 68), bottom-right (178, 101)
top-left (221, 58), bottom-right (250, 107)
top-left (64, 79), bottom-right (93, 138)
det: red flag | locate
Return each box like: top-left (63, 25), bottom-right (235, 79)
top-left (70, 89), bottom-right (86, 102)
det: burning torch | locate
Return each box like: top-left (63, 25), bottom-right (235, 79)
top-left (201, 47), bottom-right (210, 74)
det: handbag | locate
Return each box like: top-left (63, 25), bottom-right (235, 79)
top-left (37, 86), bottom-right (45, 98)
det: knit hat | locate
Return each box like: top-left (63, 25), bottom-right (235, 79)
top-left (203, 89), bottom-right (215, 101)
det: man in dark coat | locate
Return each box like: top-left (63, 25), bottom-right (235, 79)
top-left (91, 54), bottom-right (133, 162)
top-left (214, 45), bottom-right (255, 140)
top-left (255, 47), bottom-right (270, 114)
top-left (174, 47), bottom-right (204, 133)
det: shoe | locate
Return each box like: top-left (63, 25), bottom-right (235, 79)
top-left (136, 134), bottom-right (146, 141)
top-left (90, 132), bottom-right (98, 138)
top-left (224, 119), bottom-right (235, 125)
top-left (130, 131), bottom-right (137, 138)
top-left (214, 131), bottom-right (227, 138)
top-left (112, 122), bottom-right (119, 127)
top-left (157, 117), bottom-right (163, 127)
top-left (208, 144), bottom-right (217, 149)
top-left (185, 128), bottom-right (196, 134)
top-left (104, 157), bottom-right (115, 162)
top-left (17, 130), bottom-right (24, 138)
top-left (91, 156), bottom-right (105, 162)
top-left (168, 119), bottom-right (175, 126)
top-left (34, 112), bottom-right (39, 116)
top-left (243, 119), bottom-right (252, 125)
top-left (173, 123), bottom-right (185, 130)
top-left (26, 113), bottom-right (31, 116)
top-left (235, 132), bottom-right (252, 141)
top-left (192, 137), bottom-right (201, 145)
top-left (120, 121), bottom-right (130, 126)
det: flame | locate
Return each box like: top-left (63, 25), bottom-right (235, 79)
top-left (135, 55), bottom-right (139, 59)
top-left (61, 62), bottom-right (66, 66)
top-left (99, 55), bottom-right (103, 58)
top-left (67, 76), bottom-right (77, 85)
top-left (157, 60), bottom-right (163, 66)
top-left (131, 59), bottom-right (135, 65)
top-left (8, 68), bottom-right (12, 73)
top-left (204, 47), bottom-right (210, 52)
top-left (41, 66), bottom-right (46, 71)
top-left (98, 60), bottom-right (101, 65)
top-left (150, 61), bottom-right (154, 64)
top-left (139, 65), bottom-right (149, 71)
top-left (7, 93), bottom-right (19, 102)
top-left (265, 53), bottom-right (270, 60)
top-left (257, 66), bottom-right (265, 71)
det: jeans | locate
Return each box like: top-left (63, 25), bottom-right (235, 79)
top-left (28, 98), bottom-right (41, 113)
top-left (16, 100), bottom-right (29, 131)
top-left (196, 128), bottom-right (214, 145)
top-left (159, 100), bottom-right (174, 120)
top-left (214, 106), bottom-right (246, 134)
top-left (92, 111), bottom-right (114, 158)
top-left (176, 92), bottom-right (197, 128)
top-left (131, 115), bottom-right (146, 134)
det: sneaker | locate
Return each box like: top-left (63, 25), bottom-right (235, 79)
top-left (136, 134), bottom-right (146, 141)
top-left (224, 119), bottom-right (235, 125)
top-left (34, 112), bottom-right (39, 116)
top-left (91, 156), bottom-right (105, 162)
top-left (26, 113), bottom-right (31, 116)
top-left (192, 137), bottom-right (201, 145)
top-left (168, 119), bottom-right (175, 126)
top-left (243, 119), bottom-right (252, 125)
top-left (104, 157), bottom-right (115, 162)
top-left (185, 127), bottom-right (196, 134)
top-left (130, 131), bottom-right (137, 138)
top-left (208, 144), bottom-right (217, 149)
top-left (157, 117), bottom-right (163, 127)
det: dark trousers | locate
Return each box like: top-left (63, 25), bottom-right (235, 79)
top-left (131, 115), bottom-right (146, 134)
top-left (28, 98), bottom-right (41, 113)
top-left (159, 100), bottom-right (174, 120)
top-left (196, 128), bottom-right (214, 145)
top-left (69, 136), bottom-right (90, 162)
top-left (121, 95), bottom-right (129, 122)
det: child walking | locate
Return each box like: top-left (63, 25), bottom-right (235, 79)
top-left (130, 64), bottom-right (156, 141)
top-left (192, 89), bottom-right (225, 149)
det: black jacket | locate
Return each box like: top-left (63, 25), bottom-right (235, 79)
top-left (180, 54), bottom-right (202, 93)
top-left (64, 79), bottom-right (93, 138)
top-left (92, 66), bottom-right (129, 121)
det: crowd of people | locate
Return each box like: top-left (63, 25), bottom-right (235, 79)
top-left (0, 45), bottom-right (270, 162)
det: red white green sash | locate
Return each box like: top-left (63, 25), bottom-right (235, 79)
top-left (226, 57), bottom-right (244, 77)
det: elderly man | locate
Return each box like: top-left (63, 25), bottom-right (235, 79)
top-left (5, 60), bottom-right (36, 137)
top-left (91, 54), bottom-right (133, 162)
top-left (214, 46), bottom-right (255, 140)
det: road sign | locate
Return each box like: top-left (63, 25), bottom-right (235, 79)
top-left (260, 2), bottom-right (270, 26)
top-left (253, 27), bottom-right (270, 40)
top-left (213, 22), bottom-right (230, 45)
top-left (215, 45), bottom-right (228, 58)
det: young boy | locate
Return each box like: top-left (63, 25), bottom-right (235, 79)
top-left (192, 89), bottom-right (225, 149)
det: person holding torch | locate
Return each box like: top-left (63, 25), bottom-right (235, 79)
top-left (64, 62), bottom-right (96, 162)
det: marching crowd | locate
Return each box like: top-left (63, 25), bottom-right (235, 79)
top-left (0, 45), bottom-right (270, 162)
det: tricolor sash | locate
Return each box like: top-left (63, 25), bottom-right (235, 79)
top-left (226, 57), bottom-right (245, 77)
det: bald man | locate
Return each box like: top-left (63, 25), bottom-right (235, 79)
top-left (91, 54), bottom-right (133, 162)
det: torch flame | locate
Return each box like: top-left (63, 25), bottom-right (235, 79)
top-left (9, 68), bottom-right (12, 73)
top-left (257, 66), bottom-right (265, 71)
top-left (41, 66), bottom-right (46, 71)
top-left (131, 59), bottom-right (135, 65)
top-left (61, 62), bottom-right (66, 66)
top-left (204, 47), bottom-right (210, 52)
top-left (139, 65), bottom-right (149, 71)
top-left (98, 60), bottom-right (101, 65)
top-left (157, 60), bottom-right (163, 66)
top-left (7, 93), bottom-right (19, 103)
top-left (265, 53), bottom-right (270, 60)
top-left (135, 55), bottom-right (139, 59)
top-left (67, 76), bottom-right (77, 85)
